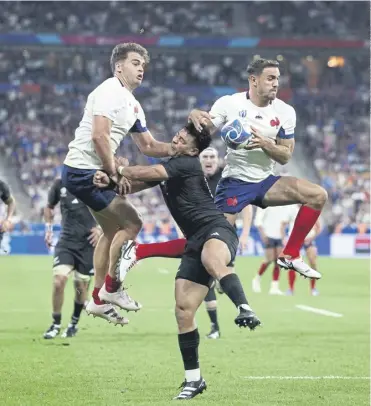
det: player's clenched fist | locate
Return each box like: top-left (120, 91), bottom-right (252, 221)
top-left (93, 171), bottom-right (110, 188)
top-left (93, 170), bottom-right (131, 196)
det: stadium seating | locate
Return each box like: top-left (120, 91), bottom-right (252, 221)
top-left (0, 2), bottom-right (369, 230)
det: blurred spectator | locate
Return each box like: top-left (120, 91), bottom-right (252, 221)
top-left (0, 1), bottom-right (368, 38)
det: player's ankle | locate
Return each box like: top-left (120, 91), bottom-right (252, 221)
top-left (105, 274), bottom-right (120, 293)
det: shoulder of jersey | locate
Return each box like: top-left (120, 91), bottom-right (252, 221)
top-left (272, 98), bottom-right (296, 116)
top-left (219, 92), bottom-right (246, 103)
top-left (97, 77), bottom-right (127, 92)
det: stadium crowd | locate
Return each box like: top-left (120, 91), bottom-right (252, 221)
top-left (0, 49), bottom-right (368, 232)
top-left (0, 1), bottom-right (368, 38)
top-left (0, 2), bottom-right (369, 232)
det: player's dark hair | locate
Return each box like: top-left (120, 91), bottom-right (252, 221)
top-left (246, 58), bottom-right (279, 76)
top-left (110, 43), bottom-right (150, 73)
top-left (185, 122), bottom-right (212, 154)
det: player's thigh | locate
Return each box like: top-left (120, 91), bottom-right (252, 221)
top-left (90, 196), bottom-right (142, 237)
top-left (262, 176), bottom-right (325, 207)
top-left (74, 246), bottom-right (94, 281)
top-left (53, 247), bottom-right (74, 278)
top-left (274, 245), bottom-right (283, 260)
top-left (223, 213), bottom-right (238, 227)
top-left (176, 253), bottom-right (214, 291)
top-left (175, 278), bottom-right (209, 315)
top-left (264, 247), bottom-right (275, 262)
top-left (201, 225), bottom-right (238, 279)
top-left (201, 239), bottom-right (232, 280)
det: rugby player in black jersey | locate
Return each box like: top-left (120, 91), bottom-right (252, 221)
top-left (43, 179), bottom-right (104, 339)
top-left (94, 123), bottom-right (260, 400)
top-left (199, 147), bottom-right (253, 339)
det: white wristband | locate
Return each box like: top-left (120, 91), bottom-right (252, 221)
top-left (117, 166), bottom-right (125, 176)
top-left (45, 223), bottom-right (53, 232)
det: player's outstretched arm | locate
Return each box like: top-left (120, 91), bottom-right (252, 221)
top-left (131, 131), bottom-right (175, 158)
top-left (118, 164), bottom-right (169, 182)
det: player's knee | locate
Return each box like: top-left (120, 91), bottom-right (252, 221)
top-left (53, 275), bottom-right (67, 292)
top-left (175, 303), bottom-right (194, 328)
top-left (306, 185), bottom-right (328, 209)
top-left (314, 186), bottom-right (328, 207)
top-left (125, 213), bottom-right (143, 236)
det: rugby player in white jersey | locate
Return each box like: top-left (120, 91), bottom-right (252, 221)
top-left (188, 58), bottom-right (327, 280)
top-left (252, 206), bottom-right (292, 295)
top-left (62, 43), bottom-right (175, 325)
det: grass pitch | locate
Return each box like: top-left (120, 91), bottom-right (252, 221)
top-left (0, 256), bottom-right (369, 405)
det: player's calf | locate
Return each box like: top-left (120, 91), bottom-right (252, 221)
top-left (174, 279), bottom-right (208, 400)
top-left (44, 273), bottom-right (68, 339)
top-left (204, 289), bottom-right (220, 338)
top-left (201, 239), bottom-right (261, 331)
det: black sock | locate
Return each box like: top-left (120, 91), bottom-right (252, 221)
top-left (71, 301), bottom-right (84, 325)
top-left (178, 329), bottom-right (200, 371)
top-left (207, 309), bottom-right (219, 329)
top-left (52, 313), bottom-right (61, 325)
top-left (219, 273), bottom-right (248, 308)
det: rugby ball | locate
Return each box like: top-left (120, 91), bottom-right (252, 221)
top-left (220, 118), bottom-right (252, 150)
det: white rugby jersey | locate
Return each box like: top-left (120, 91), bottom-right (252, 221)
top-left (64, 77), bottom-right (147, 169)
top-left (210, 92), bottom-right (296, 183)
top-left (254, 206), bottom-right (292, 239)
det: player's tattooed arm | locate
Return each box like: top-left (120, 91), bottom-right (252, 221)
top-left (131, 131), bottom-right (175, 157)
top-left (245, 126), bottom-right (294, 165)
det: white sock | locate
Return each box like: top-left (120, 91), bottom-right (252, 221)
top-left (271, 281), bottom-right (279, 290)
top-left (185, 368), bottom-right (201, 382)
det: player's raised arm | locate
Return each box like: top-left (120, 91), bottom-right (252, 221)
top-left (188, 95), bottom-right (229, 135)
top-left (118, 164), bottom-right (169, 182)
top-left (131, 130), bottom-right (175, 158)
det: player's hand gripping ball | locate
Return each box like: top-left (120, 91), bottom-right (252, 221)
top-left (220, 118), bottom-right (252, 150)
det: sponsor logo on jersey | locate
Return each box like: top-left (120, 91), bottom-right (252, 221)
top-left (72, 199), bottom-right (79, 204)
top-left (210, 232), bottom-right (220, 237)
top-left (60, 187), bottom-right (67, 197)
top-left (255, 114), bottom-right (263, 119)
top-left (239, 110), bottom-right (247, 118)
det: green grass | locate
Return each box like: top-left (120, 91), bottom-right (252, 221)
top-left (0, 256), bottom-right (369, 405)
